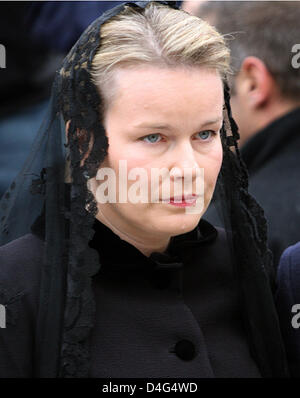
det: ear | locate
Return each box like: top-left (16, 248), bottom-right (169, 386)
top-left (65, 120), bottom-right (94, 168)
top-left (238, 56), bottom-right (276, 109)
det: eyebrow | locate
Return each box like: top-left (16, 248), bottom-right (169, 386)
top-left (134, 116), bottom-right (224, 131)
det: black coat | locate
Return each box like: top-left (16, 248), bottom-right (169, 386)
top-left (240, 107), bottom-right (300, 267)
top-left (276, 242), bottom-right (300, 377)
top-left (0, 218), bottom-right (262, 378)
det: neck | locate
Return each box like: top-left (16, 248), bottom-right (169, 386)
top-left (95, 206), bottom-right (171, 257)
top-left (242, 100), bottom-right (300, 147)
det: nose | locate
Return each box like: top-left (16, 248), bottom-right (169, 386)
top-left (169, 141), bottom-right (200, 182)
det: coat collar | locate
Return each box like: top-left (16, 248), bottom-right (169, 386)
top-left (89, 217), bottom-right (218, 273)
top-left (240, 106), bottom-right (300, 174)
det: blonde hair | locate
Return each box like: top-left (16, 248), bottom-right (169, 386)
top-left (90, 2), bottom-right (231, 115)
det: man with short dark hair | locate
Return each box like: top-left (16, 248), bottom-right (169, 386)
top-left (198, 1), bottom-right (300, 267)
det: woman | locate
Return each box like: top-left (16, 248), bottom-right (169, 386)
top-left (0, 1), bottom-right (288, 377)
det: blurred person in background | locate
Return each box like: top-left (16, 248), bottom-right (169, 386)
top-left (196, 1), bottom-right (300, 268)
top-left (0, 2), bottom-right (59, 198)
top-left (0, 1), bottom-right (126, 199)
top-left (276, 240), bottom-right (300, 377)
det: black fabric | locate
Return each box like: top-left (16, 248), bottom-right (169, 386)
top-left (0, 234), bottom-right (43, 377)
top-left (0, 2), bottom-right (60, 117)
top-left (0, 0), bottom-right (289, 378)
top-left (88, 217), bottom-right (262, 377)
top-left (276, 242), bottom-right (300, 378)
top-left (0, 218), bottom-right (261, 378)
top-left (240, 107), bottom-right (300, 267)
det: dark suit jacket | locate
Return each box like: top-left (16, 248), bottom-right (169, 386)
top-left (240, 107), bottom-right (300, 267)
top-left (276, 242), bottom-right (300, 377)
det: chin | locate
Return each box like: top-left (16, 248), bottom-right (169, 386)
top-left (153, 213), bottom-right (202, 237)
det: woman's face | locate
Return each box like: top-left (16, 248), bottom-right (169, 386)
top-left (90, 65), bottom-right (224, 239)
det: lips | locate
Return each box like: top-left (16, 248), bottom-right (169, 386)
top-left (162, 194), bottom-right (199, 203)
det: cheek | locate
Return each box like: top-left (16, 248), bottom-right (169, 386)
top-left (107, 145), bottom-right (154, 188)
top-left (215, 144), bottom-right (223, 172)
top-left (202, 144), bottom-right (223, 186)
top-left (106, 140), bottom-right (151, 171)
top-left (104, 151), bottom-right (153, 204)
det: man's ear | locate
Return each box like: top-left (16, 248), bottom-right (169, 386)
top-left (239, 56), bottom-right (275, 109)
top-left (65, 120), bottom-right (94, 167)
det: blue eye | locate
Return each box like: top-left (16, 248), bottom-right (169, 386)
top-left (142, 134), bottom-right (162, 143)
top-left (195, 130), bottom-right (214, 140)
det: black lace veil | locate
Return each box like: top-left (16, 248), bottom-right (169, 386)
top-left (0, 1), bottom-right (288, 377)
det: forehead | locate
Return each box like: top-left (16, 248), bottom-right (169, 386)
top-left (105, 65), bottom-right (224, 126)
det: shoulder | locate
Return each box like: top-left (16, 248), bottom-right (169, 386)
top-left (0, 233), bottom-right (44, 271)
top-left (0, 233), bottom-right (44, 301)
top-left (278, 242), bottom-right (300, 283)
top-left (275, 242), bottom-right (300, 377)
top-left (0, 233), bottom-right (45, 377)
top-left (277, 242), bottom-right (300, 299)
top-left (280, 242), bottom-right (300, 265)
top-left (0, 232), bottom-right (44, 257)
